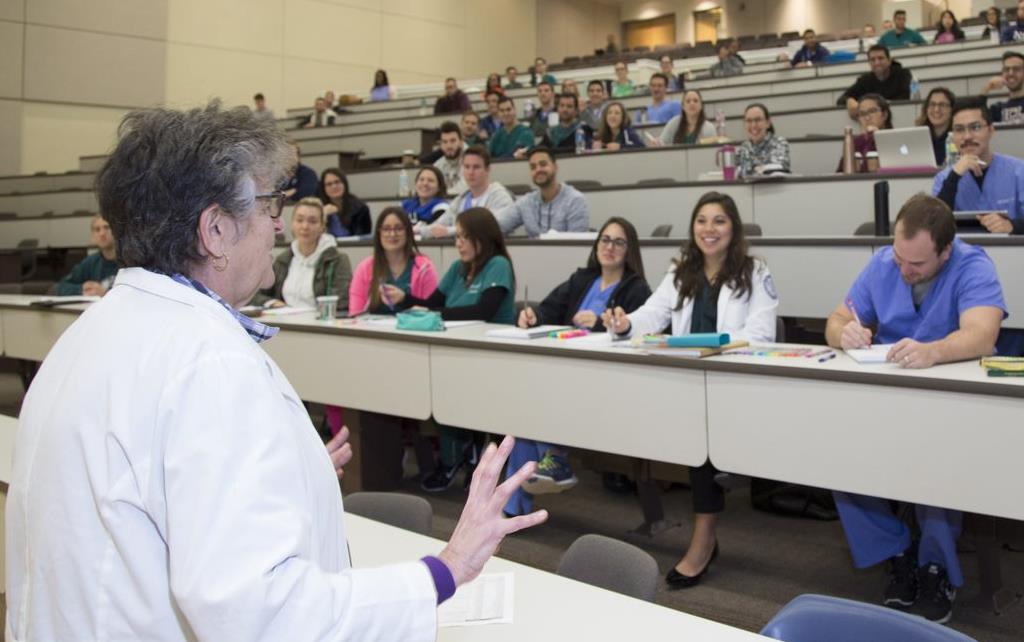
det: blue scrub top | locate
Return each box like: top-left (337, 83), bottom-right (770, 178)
top-left (845, 238), bottom-right (1007, 345)
top-left (931, 153), bottom-right (1024, 223)
top-left (576, 277), bottom-right (618, 321)
top-left (645, 101), bottom-right (681, 125)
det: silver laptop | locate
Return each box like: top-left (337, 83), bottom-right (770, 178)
top-left (874, 126), bottom-right (938, 170)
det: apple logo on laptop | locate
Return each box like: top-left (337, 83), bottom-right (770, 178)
top-left (899, 144), bottom-right (909, 155)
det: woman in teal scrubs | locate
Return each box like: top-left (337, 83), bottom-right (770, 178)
top-left (384, 207), bottom-right (515, 490)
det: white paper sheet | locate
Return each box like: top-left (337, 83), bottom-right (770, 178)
top-left (845, 344), bottom-right (894, 364)
top-left (438, 572), bottom-right (514, 628)
top-left (260, 306), bottom-right (316, 316)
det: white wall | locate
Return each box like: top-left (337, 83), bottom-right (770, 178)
top-left (0, 0), bottom-right (539, 175)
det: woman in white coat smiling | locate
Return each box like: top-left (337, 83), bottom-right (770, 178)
top-left (603, 190), bottom-right (778, 591)
top-left (6, 102), bottom-right (546, 642)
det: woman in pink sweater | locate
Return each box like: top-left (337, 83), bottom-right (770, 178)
top-left (349, 206), bottom-right (439, 315)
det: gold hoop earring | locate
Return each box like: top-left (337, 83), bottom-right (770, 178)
top-left (212, 254), bottom-right (230, 272)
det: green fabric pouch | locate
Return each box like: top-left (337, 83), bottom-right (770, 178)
top-left (395, 310), bottom-right (445, 332)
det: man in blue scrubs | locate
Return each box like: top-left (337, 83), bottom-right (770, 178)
top-left (825, 194), bottom-right (1007, 624)
top-left (932, 99), bottom-right (1024, 234)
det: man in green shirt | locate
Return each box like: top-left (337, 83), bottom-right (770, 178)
top-left (55, 215), bottom-right (119, 296)
top-left (488, 96), bottom-right (535, 160)
top-left (878, 9), bottom-right (926, 48)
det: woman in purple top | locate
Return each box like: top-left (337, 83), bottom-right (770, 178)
top-left (370, 69), bottom-right (395, 102)
top-left (837, 93), bottom-right (892, 172)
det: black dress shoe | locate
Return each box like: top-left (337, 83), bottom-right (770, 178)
top-left (665, 542), bottom-right (719, 589)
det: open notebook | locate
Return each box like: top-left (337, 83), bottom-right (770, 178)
top-left (844, 344), bottom-right (894, 364)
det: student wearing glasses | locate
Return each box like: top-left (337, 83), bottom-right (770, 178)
top-left (737, 103), bottom-right (790, 177)
top-left (835, 93), bottom-right (892, 173)
top-left (602, 192), bottom-right (778, 590)
top-left (981, 51), bottom-right (1024, 125)
top-left (317, 169), bottom-right (371, 237)
top-left (611, 62), bottom-right (635, 97)
top-left (349, 207), bottom-right (439, 316)
top-left (384, 208), bottom-right (516, 491)
top-left (932, 99), bottom-right (1024, 234)
top-left (915, 88), bottom-right (955, 166)
top-left (505, 217), bottom-right (652, 510)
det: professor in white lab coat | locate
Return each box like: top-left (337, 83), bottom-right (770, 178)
top-left (5, 101), bottom-right (546, 642)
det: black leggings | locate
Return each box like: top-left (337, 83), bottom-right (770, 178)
top-left (691, 459), bottom-right (725, 514)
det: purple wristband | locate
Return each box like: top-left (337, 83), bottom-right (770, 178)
top-left (421, 556), bottom-right (456, 605)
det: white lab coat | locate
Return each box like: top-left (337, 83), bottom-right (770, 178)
top-left (6, 268), bottom-right (438, 642)
top-left (626, 259), bottom-right (779, 341)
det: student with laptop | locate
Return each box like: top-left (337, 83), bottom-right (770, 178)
top-left (602, 192), bottom-right (778, 591)
top-left (824, 193), bottom-right (1006, 623)
top-left (836, 93), bottom-right (892, 172)
top-left (505, 217), bottom-right (651, 513)
top-left (932, 99), bottom-right (1024, 234)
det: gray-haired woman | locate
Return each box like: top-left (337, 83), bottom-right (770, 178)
top-left (6, 101), bottom-right (545, 642)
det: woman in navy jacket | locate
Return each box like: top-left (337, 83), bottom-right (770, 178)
top-left (505, 217), bottom-right (652, 515)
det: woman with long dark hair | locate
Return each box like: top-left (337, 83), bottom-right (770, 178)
top-left (591, 101), bottom-right (645, 151)
top-left (348, 206), bottom-right (438, 316)
top-left (659, 89), bottom-right (717, 145)
top-left (915, 87), bottom-right (955, 166)
top-left (837, 93), bottom-right (894, 172)
top-left (982, 6), bottom-right (1002, 40)
top-left (933, 10), bottom-right (965, 44)
top-left (504, 217), bottom-right (653, 512)
top-left (603, 192), bottom-right (778, 590)
top-left (317, 168), bottom-right (371, 237)
top-left (370, 69), bottom-right (396, 101)
top-left (385, 208), bottom-right (517, 491)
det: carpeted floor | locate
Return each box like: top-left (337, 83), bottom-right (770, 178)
top-left (397, 463), bottom-right (1024, 641)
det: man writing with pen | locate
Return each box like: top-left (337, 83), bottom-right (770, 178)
top-left (505, 217), bottom-right (651, 516)
top-left (823, 192), bottom-right (1006, 623)
top-left (932, 99), bottom-right (1024, 235)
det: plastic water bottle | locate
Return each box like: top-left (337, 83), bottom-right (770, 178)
top-left (524, 99), bottom-right (535, 120)
top-left (418, 97), bottom-right (428, 116)
top-left (910, 77), bottom-right (921, 101)
top-left (944, 131), bottom-right (959, 168)
top-left (398, 169), bottom-right (410, 197)
top-left (714, 108), bottom-right (727, 138)
top-left (574, 127), bottom-right (586, 154)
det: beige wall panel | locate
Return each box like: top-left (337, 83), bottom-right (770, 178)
top-left (381, 0), bottom-right (464, 26)
top-left (0, 100), bottom-right (23, 176)
top-left (283, 58), bottom-right (373, 107)
top-left (20, 102), bottom-right (126, 174)
top-left (386, 69), bottom-right (450, 87)
top-left (382, 14), bottom-right (464, 77)
top-left (0, 0), bottom-right (23, 21)
top-left (283, 0), bottom-right (381, 65)
top-left (0, 20), bottom-right (23, 100)
top-left (23, 25), bottom-right (166, 107)
top-left (315, 0), bottom-right (383, 10)
top-left (463, 0), bottom-right (536, 77)
top-left (165, 44), bottom-right (283, 108)
top-left (167, 0), bottom-right (282, 55)
top-left (26, 0), bottom-right (169, 40)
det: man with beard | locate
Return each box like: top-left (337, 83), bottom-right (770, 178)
top-left (825, 193), bottom-right (1005, 624)
top-left (540, 93), bottom-right (583, 154)
top-left (496, 147), bottom-right (589, 238)
top-left (933, 100), bottom-right (1024, 234)
top-left (837, 44), bottom-right (912, 119)
top-left (433, 121), bottom-right (467, 194)
top-left (982, 51), bottom-right (1024, 124)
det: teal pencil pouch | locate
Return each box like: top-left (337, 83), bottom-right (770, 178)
top-left (665, 333), bottom-right (730, 348)
top-left (395, 310), bottom-right (445, 332)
